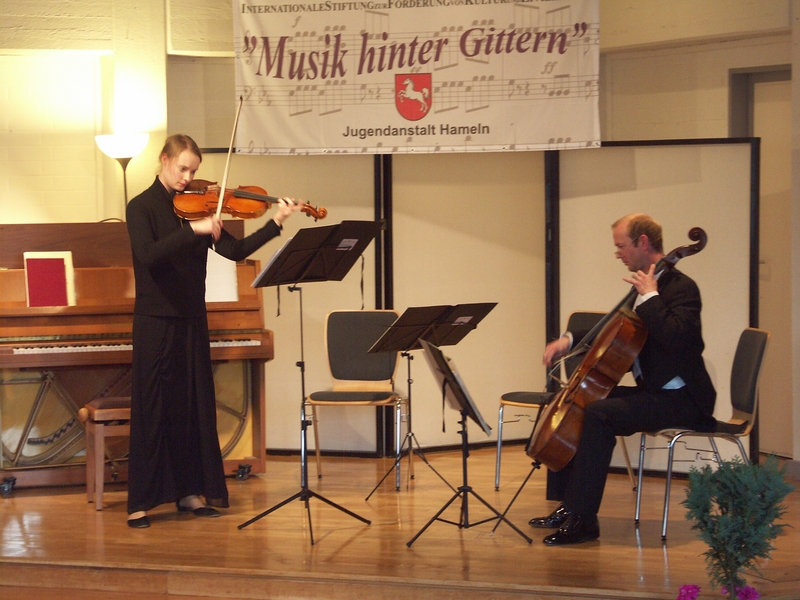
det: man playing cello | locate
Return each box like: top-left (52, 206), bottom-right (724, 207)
top-left (530, 213), bottom-right (716, 545)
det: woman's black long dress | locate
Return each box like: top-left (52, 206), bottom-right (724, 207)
top-left (125, 178), bottom-right (281, 514)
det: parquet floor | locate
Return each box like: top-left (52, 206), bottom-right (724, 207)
top-left (1, 445), bottom-right (799, 599)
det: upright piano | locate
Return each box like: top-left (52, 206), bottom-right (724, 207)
top-left (0, 221), bottom-right (272, 488)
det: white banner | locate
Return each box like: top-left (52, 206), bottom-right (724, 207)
top-left (233, 0), bottom-right (599, 155)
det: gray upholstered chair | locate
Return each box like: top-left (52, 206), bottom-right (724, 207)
top-left (307, 310), bottom-right (403, 481)
top-left (634, 327), bottom-right (770, 539)
top-left (495, 311), bottom-right (636, 490)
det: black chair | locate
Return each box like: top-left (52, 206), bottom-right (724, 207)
top-left (495, 311), bottom-right (635, 490)
top-left (307, 310), bottom-right (403, 481)
top-left (634, 327), bottom-right (770, 540)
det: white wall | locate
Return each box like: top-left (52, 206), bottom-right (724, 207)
top-left (599, 0), bottom-right (789, 52)
top-left (392, 151), bottom-right (546, 448)
top-left (600, 35), bottom-right (790, 141)
top-left (200, 149), bottom-right (546, 453)
top-left (0, 1), bottom-right (169, 223)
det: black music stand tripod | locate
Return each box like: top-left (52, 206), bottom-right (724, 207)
top-left (365, 303), bottom-right (496, 501)
top-left (490, 406), bottom-right (547, 536)
top-left (238, 220), bottom-right (383, 545)
top-left (406, 340), bottom-right (532, 547)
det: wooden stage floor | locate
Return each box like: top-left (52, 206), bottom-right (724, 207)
top-left (1, 446), bottom-right (799, 600)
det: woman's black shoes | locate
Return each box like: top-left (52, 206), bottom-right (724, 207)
top-left (127, 504), bottom-right (219, 528)
top-left (176, 502), bottom-right (221, 517)
top-left (127, 515), bottom-right (151, 529)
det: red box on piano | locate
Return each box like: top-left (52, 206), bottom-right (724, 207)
top-left (23, 251), bottom-right (76, 307)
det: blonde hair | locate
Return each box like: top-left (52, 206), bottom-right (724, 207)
top-left (158, 134), bottom-right (202, 170)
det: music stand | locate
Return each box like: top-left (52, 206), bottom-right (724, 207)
top-left (238, 220), bottom-right (383, 544)
top-left (365, 303), bottom-right (496, 500)
top-left (406, 340), bottom-right (532, 546)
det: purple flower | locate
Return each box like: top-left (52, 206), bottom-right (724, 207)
top-left (677, 585), bottom-right (701, 600)
top-left (721, 586), bottom-right (761, 599)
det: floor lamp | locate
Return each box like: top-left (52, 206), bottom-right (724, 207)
top-left (95, 133), bottom-right (150, 217)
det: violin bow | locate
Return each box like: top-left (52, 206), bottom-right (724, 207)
top-left (216, 96), bottom-right (244, 219)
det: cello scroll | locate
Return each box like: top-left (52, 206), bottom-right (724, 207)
top-left (661, 227), bottom-right (707, 268)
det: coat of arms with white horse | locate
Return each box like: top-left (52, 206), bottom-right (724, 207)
top-left (395, 73), bottom-right (432, 121)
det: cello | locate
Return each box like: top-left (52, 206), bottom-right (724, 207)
top-left (526, 227), bottom-right (708, 471)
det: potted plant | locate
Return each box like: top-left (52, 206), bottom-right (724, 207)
top-left (681, 455), bottom-right (794, 599)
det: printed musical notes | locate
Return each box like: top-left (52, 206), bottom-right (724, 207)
top-left (435, 80), bottom-right (462, 113)
top-left (242, 86), bottom-right (272, 106)
top-left (546, 6), bottom-right (570, 30)
top-left (548, 137), bottom-right (572, 150)
top-left (288, 84), bottom-right (316, 116)
top-left (434, 28), bottom-right (461, 71)
top-left (239, 69), bottom-right (596, 118)
top-left (232, 2), bottom-right (601, 154)
top-left (319, 79), bottom-right (346, 116)
top-left (364, 9), bottom-right (390, 36)
top-left (359, 82), bottom-right (388, 104)
top-left (543, 73), bottom-right (571, 97)
top-left (507, 79), bottom-right (530, 99)
top-left (466, 75), bottom-right (493, 113)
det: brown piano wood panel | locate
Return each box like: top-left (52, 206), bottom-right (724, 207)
top-left (0, 268), bottom-right (136, 307)
top-left (0, 220), bottom-right (244, 269)
top-left (0, 220), bottom-right (269, 488)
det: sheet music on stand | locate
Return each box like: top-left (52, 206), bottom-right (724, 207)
top-left (369, 302), bottom-right (497, 354)
top-left (420, 340), bottom-right (491, 436)
top-left (406, 339), bottom-right (531, 546)
top-left (363, 302), bottom-right (495, 500)
top-left (240, 220), bottom-right (384, 544)
top-left (252, 220), bottom-right (382, 288)
top-left (259, 235), bottom-right (294, 280)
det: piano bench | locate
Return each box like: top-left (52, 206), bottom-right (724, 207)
top-left (78, 397), bottom-right (131, 511)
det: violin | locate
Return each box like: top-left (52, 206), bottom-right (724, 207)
top-left (173, 179), bottom-right (327, 221)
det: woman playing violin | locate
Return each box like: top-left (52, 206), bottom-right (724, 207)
top-left (529, 214), bottom-right (716, 546)
top-left (124, 134), bottom-right (304, 528)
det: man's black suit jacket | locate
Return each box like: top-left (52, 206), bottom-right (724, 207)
top-left (572, 267), bottom-right (716, 418)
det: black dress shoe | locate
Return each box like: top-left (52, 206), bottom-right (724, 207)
top-left (529, 504), bottom-right (571, 528)
top-left (543, 514), bottom-right (600, 546)
top-left (127, 515), bottom-right (151, 529)
top-left (176, 502), bottom-right (221, 518)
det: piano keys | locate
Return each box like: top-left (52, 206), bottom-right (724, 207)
top-left (0, 221), bottom-right (272, 488)
top-left (1, 334), bottom-right (272, 369)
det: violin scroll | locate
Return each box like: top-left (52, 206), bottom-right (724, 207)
top-left (303, 205), bottom-right (327, 221)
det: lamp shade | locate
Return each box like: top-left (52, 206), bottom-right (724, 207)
top-left (95, 133), bottom-right (150, 159)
